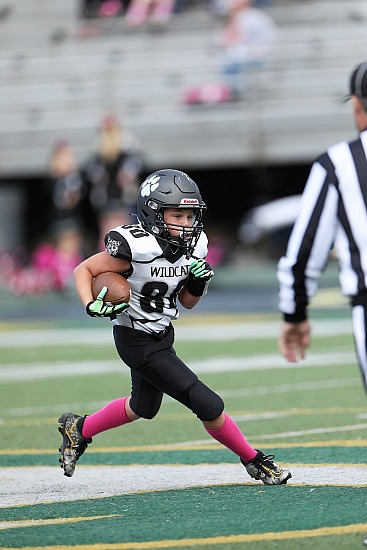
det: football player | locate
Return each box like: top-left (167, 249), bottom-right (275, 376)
top-left (58, 169), bottom-right (291, 485)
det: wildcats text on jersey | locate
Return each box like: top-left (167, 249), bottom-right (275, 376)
top-left (151, 265), bottom-right (190, 278)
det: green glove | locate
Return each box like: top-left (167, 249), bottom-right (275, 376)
top-left (86, 287), bottom-right (129, 318)
top-left (189, 259), bottom-right (214, 281)
top-left (187, 259), bottom-right (214, 297)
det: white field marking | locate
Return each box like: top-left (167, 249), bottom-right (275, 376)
top-left (143, 423), bottom-right (367, 448)
top-left (2, 400), bottom-right (116, 417)
top-left (0, 360), bottom-right (127, 382)
top-left (163, 422), bottom-right (367, 448)
top-left (218, 377), bottom-right (361, 397)
top-left (0, 351), bottom-right (358, 383)
top-left (0, 377), bottom-right (359, 418)
top-left (0, 514), bottom-right (119, 530)
top-left (0, 463), bottom-right (366, 508)
top-left (253, 422), bottom-right (367, 440)
top-left (0, 318), bottom-right (353, 348)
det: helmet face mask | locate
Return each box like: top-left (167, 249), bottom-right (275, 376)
top-left (137, 169), bottom-right (206, 258)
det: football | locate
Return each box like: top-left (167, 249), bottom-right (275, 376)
top-left (92, 272), bottom-right (131, 305)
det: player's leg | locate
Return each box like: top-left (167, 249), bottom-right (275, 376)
top-left (58, 328), bottom-right (149, 477)
top-left (81, 395), bottom-right (139, 439)
top-left (113, 324), bottom-right (167, 419)
top-left (115, 325), bottom-right (291, 485)
top-left (114, 324), bottom-right (200, 401)
top-left (113, 325), bottom-right (291, 484)
top-left (58, 398), bottom-right (138, 477)
top-left (135, 342), bottom-right (290, 483)
top-left (58, 412), bottom-right (93, 477)
top-left (203, 411), bottom-right (291, 485)
top-left (177, 381), bottom-right (290, 484)
top-left (351, 304), bottom-right (367, 391)
top-left (58, 377), bottom-right (161, 477)
top-left (83, 327), bottom-right (166, 425)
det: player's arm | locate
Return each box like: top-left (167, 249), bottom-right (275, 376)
top-left (179, 289), bottom-right (202, 309)
top-left (179, 259), bottom-right (214, 309)
top-left (277, 158), bottom-right (338, 360)
top-left (73, 251), bottom-right (131, 308)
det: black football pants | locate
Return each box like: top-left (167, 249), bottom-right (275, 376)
top-left (113, 324), bottom-right (224, 420)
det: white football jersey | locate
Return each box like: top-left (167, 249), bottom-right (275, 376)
top-left (104, 223), bottom-right (208, 334)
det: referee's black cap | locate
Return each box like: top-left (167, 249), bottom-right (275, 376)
top-left (342, 61), bottom-right (367, 107)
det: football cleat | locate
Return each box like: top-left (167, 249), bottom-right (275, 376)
top-left (241, 450), bottom-right (292, 485)
top-left (58, 413), bottom-right (92, 477)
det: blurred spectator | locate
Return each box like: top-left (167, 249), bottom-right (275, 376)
top-left (254, 0), bottom-right (273, 6)
top-left (76, 0), bottom-right (103, 37)
top-left (79, 0), bottom-right (104, 19)
top-left (47, 138), bottom-right (88, 239)
top-left (0, 139), bottom-right (88, 296)
top-left (45, 138), bottom-right (89, 284)
top-left (182, 0), bottom-right (277, 104)
top-left (98, 0), bottom-right (125, 17)
top-left (173, 0), bottom-right (209, 15)
top-left (125, 0), bottom-right (174, 29)
top-left (219, 0), bottom-right (277, 99)
top-left (211, 0), bottom-right (273, 15)
top-left (84, 114), bottom-right (144, 250)
top-left (76, 0), bottom-right (128, 37)
top-left (79, 0), bottom-right (127, 18)
top-left (0, 238), bottom-right (83, 296)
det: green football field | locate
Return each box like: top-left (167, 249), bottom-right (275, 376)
top-left (1, 305), bottom-right (367, 549)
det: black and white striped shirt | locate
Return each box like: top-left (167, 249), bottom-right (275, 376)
top-left (277, 128), bottom-right (367, 322)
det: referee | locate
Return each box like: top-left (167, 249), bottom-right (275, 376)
top-left (277, 60), bottom-right (367, 392)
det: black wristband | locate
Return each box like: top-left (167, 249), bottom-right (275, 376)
top-left (186, 273), bottom-right (208, 297)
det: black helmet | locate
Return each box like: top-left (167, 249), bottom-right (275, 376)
top-left (137, 169), bottom-right (206, 257)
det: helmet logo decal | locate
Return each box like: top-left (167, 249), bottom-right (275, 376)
top-left (181, 198), bottom-right (199, 205)
top-left (141, 175), bottom-right (160, 197)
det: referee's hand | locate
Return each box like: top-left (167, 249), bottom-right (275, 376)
top-left (279, 320), bottom-right (311, 363)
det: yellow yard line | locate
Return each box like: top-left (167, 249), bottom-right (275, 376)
top-left (1, 439), bottom-right (367, 456)
top-left (2, 407), bottom-right (366, 428)
top-left (2, 523), bottom-right (367, 549)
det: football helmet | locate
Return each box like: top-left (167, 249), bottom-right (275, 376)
top-left (137, 169), bottom-right (206, 257)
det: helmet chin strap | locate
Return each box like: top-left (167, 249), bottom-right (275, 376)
top-left (168, 235), bottom-right (185, 248)
top-left (168, 227), bottom-right (192, 246)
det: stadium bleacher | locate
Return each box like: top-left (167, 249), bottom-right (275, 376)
top-left (0, 0), bottom-right (367, 177)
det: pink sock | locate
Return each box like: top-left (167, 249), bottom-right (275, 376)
top-left (205, 413), bottom-right (257, 463)
top-left (82, 397), bottom-right (132, 439)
